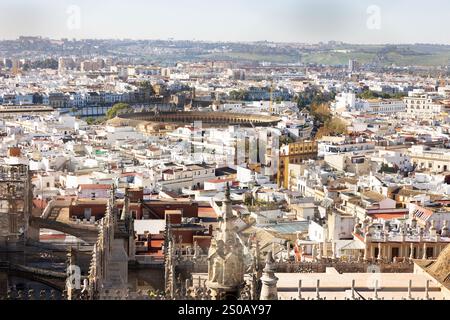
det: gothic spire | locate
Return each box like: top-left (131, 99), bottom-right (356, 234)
top-left (259, 251), bottom-right (278, 300)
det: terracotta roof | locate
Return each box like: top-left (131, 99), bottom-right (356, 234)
top-left (121, 172), bottom-right (137, 177)
top-left (40, 234), bottom-right (67, 241)
top-left (205, 177), bottom-right (235, 184)
top-left (149, 239), bottom-right (164, 248)
top-left (371, 213), bottom-right (407, 220)
top-left (412, 206), bottom-right (434, 221)
top-left (78, 184), bottom-right (112, 190)
top-left (198, 207), bottom-right (218, 219)
top-left (73, 199), bottom-right (108, 206)
top-left (33, 199), bottom-right (48, 208)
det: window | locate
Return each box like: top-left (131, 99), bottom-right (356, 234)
top-left (426, 247), bottom-right (434, 259)
top-left (391, 247), bottom-right (400, 258)
top-left (84, 208), bottom-right (92, 219)
top-left (408, 247), bottom-right (416, 259)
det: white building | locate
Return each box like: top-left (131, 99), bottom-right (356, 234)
top-left (361, 99), bottom-right (406, 115)
top-left (332, 92), bottom-right (356, 113)
top-left (404, 90), bottom-right (446, 118)
top-left (159, 163), bottom-right (216, 192)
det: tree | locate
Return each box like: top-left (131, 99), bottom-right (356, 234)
top-left (106, 103), bottom-right (131, 119)
top-left (358, 90), bottom-right (406, 100)
top-left (280, 135), bottom-right (295, 146)
top-left (138, 81), bottom-right (155, 95)
top-left (297, 86), bottom-right (336, 109)
top-left (315, 117), bottom-right (347, 139)
top-left (23, 58), bottom-right (59, 70)
top-left (311, 103), bottom-right (332, 123)
top-left (85, 117), bottom-right (95, 125)
top-left (229, 90), bottom-right (248, 101)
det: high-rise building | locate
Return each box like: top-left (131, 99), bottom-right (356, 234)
top-left (348, 59), bottom-right (360, 73)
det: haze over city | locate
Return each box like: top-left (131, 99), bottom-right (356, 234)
top-left (1, 0), bottom-right (450, 44)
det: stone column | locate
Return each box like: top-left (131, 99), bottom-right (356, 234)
top-left (373, 280), bottom-right (379, 300)
top-left (351, 279), bottom-right (356, 300)
top-left (332, 242), bottom-right (337, 260)
top-left (317, 243), bottom-right (323, 261)
top-left (377, 242), bottom-right (382, 262)
top-left (364, 231), bottom-right (372, 262)
top-left (408, 279), bottom-right (413, 300)
top-left (422, 243), bottom-right (427, 260)
top-left (315, 279), bottom-right (320, 300)
top-left (298, 280), bottom-right (302, 300)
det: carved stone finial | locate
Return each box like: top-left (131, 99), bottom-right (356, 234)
top-left (225, 182), bottom-right (231, 200)
top-left (441, 221), bottom-right (449, 237)
top-left (259, 251), bottom-right (278, 300)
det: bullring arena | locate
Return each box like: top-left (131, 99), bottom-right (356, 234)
top-left (108, 111), bottom-right (281, 131)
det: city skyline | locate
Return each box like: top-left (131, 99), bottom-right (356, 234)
top-left (1, 0), bottom-right (450, 44)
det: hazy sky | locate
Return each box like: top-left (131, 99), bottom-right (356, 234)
top-left (0, 0), bottom-right (449, 44)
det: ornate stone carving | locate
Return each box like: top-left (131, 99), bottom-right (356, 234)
top-left (206, 184), bottom-right (246, 299)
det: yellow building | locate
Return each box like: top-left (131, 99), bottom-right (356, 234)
top-left (278, 140), bottom-right (318, 189)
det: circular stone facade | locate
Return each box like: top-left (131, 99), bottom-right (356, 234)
top-left (117, 111), bottom-right (281, 127)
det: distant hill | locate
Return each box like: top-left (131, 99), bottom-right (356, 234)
top-left (299, 44), bottom-right (450, 67)
top-left (2, 38), bottom-right (450, 67)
